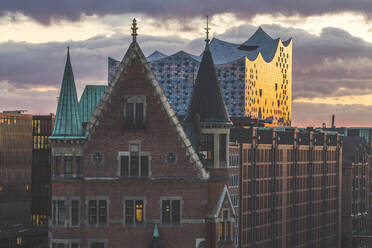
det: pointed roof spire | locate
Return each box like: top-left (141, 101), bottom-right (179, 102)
top-left (205, 15), bottom-right (210, 50)
top-left (51, 47), bottom-right (84, 138)
top-left (153, 224), bottom-right (159, 238)
top-left (185, 30), bottom-right (231, 125)
top-left (131, 18), bottom-right (138, 42)
top-left (150, 224), bottom-right (163, 248)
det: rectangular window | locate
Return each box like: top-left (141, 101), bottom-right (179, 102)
top-left (55, 157), bottom-right (60, 175)
top-left (162, 199), bottom-right (181, 225)
top-left (219, 210), bottom-right (232, 241)
top-left (88, 200), bottom-right (107, 226)
top-left (75, 157), bottom-right (82, 175)
top-left (135, 103), bottom-right (144, 123)
top-left (71, 243), bottom-right (79, 248)
top-left (219, 134), bottom-right (227, 165)
top-left (229, 175), bottom-right (239, 187)
top-left (124, 199), bottom-right (144, 225)
top-left (125, 103), bottom-right (134, 123)
top-left (52, 200), bottom-right (66, 226)
top-left (64, 157), bottom-right (72, 174)
top-left (71, 200), bottom-right (80, 226)
top-left (120, 150), bottom-right (149, 178)
top-left (90, 242), bottom-right (105, 248)
top-left (200, 134), bottom-right (214, 167)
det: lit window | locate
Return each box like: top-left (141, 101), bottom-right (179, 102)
top-left (161, 199), bottom-right (181, 225)
top-left (124, 199), bottom-right (144, 225)
top-left (219, 210), bottom-right (232, 241)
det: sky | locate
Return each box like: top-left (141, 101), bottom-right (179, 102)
top-left (1, 1), bottom-right (372, 127)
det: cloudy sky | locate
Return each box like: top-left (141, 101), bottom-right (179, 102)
top-left (1, 1), bottom-right (372, 127)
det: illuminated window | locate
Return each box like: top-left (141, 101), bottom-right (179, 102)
top-left (200, 134), bottom-right (214, 167)
top-left (219, 210), bottom-right (232, 241)
top-left (161, 199), bottom-right (181, 225)
top-left (124, 199), bottom-right (144, 225)
top-left (88, 199), bottom-right (107, 226)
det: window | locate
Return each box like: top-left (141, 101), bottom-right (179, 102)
top-left (75, 157), bottom-right (82, 175)
top-left (219, 134), bottom-right (227, 166)
top-left (52, 200), bottom-right (66, 226)
top-left (71, 200), bottom-right (80, 226)
top-left (229, 154), bottom-right (239, 167)
top-left (120, 144), bottom-right (150, 177)
top-left (64, 157), bottom-right (72, 174)
top-left (88, 200), bottom-right (107, 226)
top-left (124, 95), bottom-right (146, 127)
top-left (124, 199), bottom-right (144, 225)
top-left (229, 175), bottom-right (239, 188)
top-left (55, 156), bottom-right (61, 175)
top-left (89, 242), bottom-right (105, 248)
top-left (200, 134), bottom-right (214, 167)
top-left (219, 210), bottom-right (232, 241)
top-left (231, 194), bottom-right (239, 207)
top-left (161, 199), bottom-right (181, 225)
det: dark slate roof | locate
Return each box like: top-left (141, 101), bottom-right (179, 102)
top-left (51, 48), bottom-right (85, 138)
top-left (185, 47), bottom-right (231, 124)
top-left (79, 85), bottom-right (107, 124)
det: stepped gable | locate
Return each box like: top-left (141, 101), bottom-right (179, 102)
top-left (86, 26), bottom-right (208, 179)
top-left (51, 48), bottom-right (85, 139)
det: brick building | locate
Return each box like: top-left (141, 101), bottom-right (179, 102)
top-left (49, 20), bottom-right (236, 248)
top-left (340, 136), bottom-right (369, 248)
top-left (230, 127), bottom-right (342, 248)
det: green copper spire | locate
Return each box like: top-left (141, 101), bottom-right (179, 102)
top-left (51, 47), bottom-right (84, 138)
top-left (153, 224), bottom-right (159, 238)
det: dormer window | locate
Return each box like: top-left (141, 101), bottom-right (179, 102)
top-left (124, 95), bottom-right (146, 128)
top-left (219, 210), bottom-right (232, 242)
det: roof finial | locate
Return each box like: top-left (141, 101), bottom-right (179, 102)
top-left (131, 18), bottom-right (138, 42)
top-left (205, 15), bottom-right (210, 46)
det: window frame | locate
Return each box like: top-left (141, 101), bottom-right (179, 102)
top-left (52, 197), bottom-right (67, 227)
top-left (160, 197), bottom-right (182, 226)
top-left (118, 143), bottom-right (151, 178)
top-left (70, 197), bottom-right (81, 227)
top-left (86, 197), bottom-right (109, 227)
top-left (218, 209), bottom-right (233, 242)
top-left (123, 95), bottom-right (147, 127)
top-left (123, 197), bottom-right (146, 226)
top-left (88, 240), bottom-right (107, 248)
top-left (50, 239), bottom-right (80, 248)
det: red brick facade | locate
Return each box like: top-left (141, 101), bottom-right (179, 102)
top-left (50, 40), bottom-right (235, 248)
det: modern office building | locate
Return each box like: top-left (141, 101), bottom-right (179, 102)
top-left (231, 127), bottom-right (342, 248)
top-left (108, 27), bottom-right (292, 126)
top-left (0, 112), bottom-right (33, 225)
top-left (31, 115), bottom-right (55, 227)
top-left (49, 20), bottom-right (237, 248)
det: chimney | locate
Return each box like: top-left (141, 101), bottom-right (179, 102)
top-left (331, 114), bottom-right (335, 128)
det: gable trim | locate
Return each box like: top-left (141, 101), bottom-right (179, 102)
top-left (208, 185), bottom-right (236, 219)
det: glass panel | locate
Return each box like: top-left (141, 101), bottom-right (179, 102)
top-left (135, 103), bottom-right (144, 123)
top-left (125, 200), bottom-right (134, 224)
top-left (75, 157), bottom-right (82, 174)
top-left (162, 200), bottom-right (171, 224)
top-left (172, 200), bottom-right (180, 224)
top-left (140, 156), bottom-right (149, 177)
top-left (71, 243), bottom-right (79, 248)
top-left (52, 200), bottom-right (56, 225)
top-left (55, 157), bottom-right (60, 175)
top-left (219, 134), bottom-right (227, 165)
top-left (135, 200), bottom-right (143, 224)
top-left (200, 134), bottom-right (214, 167)
top-left (219, 222), bottom-right (223, 240)
top-left (88, 200), bottom-right (97, 225)
top-left (121, 156), bottom-right (129, 177)
top-left (90, 242), bottom-right (104, 248)
top-left (64, 157), bottom-right (72, 174)
top-left (130, 154), bottom-right (139, 177)
top-left (71, 200), bottom-right (79, 226)
top-left (125, 103), bottom-right (134, 123)
top-left (57, 200), bottom-right (65, 225)
top-left (98, 200), bottom-right (107, 225)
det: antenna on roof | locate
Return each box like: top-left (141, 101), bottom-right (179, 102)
top-left (204, 15), bottom-right (210, 50)
top-left (131, 18), bottom-right (138, 42)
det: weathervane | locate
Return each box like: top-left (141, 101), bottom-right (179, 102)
top-left (131, 18), bottom-right (138, 42)
top-left (205, 15), bottom-right (210, 45)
